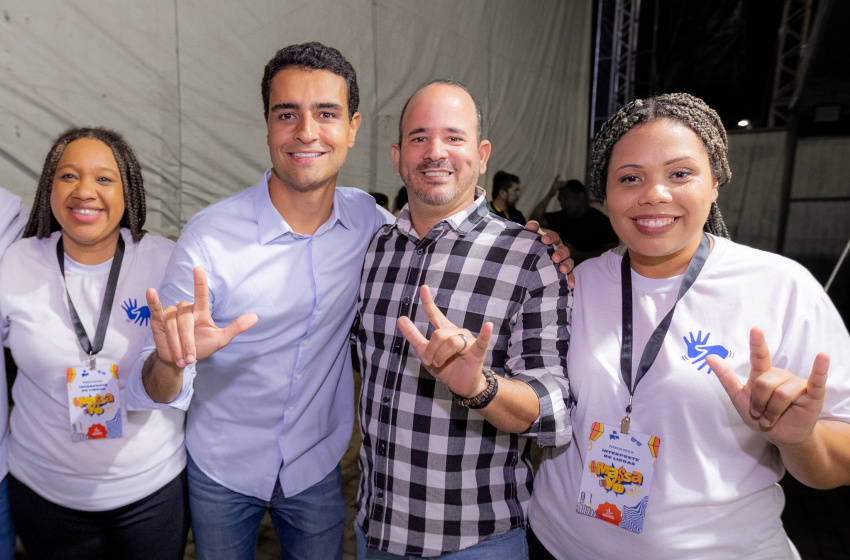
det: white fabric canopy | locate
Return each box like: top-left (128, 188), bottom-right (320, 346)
top-left (0, 0), bottom-right (592, 237)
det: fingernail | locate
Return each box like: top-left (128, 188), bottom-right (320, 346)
top-left (749, 407), bottom-right (761, 418)
top-left (759, 417), bottom-right (772, 428)
top-left (177, 359), bottom-right (186, 368)
top-left (186, 354), bottom-right (195, 364)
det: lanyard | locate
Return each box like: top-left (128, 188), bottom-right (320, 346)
top-left (56, 235), bottom-right (125, 369)
top-left (618, 234), bottom-right (710, 433)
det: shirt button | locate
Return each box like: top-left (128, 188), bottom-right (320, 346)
top-left (383, 396), bottom-right (389, 403)
top-left (302, 341), bottom-right (308, 346)
top-left (289, 406), bottom-right (294, 412)
top-left (296, 375), bottom-right (302, 380)
top-left (377, 491), bottom-right (383, 499)
top-left (403, 296), bottom-right (410, 304)
top-left (281, 436), bottom-right (286, 442)
top-left (416, 248), bottom-right (423, 255)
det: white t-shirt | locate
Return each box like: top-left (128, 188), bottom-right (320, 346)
top-left (0, 229), bottom-right (185, 511)
top-left (530, 236), bottom-right (850, 559)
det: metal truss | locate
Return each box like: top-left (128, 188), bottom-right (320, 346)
top-left (591, 0), bottom-right (642, 139)
top-left (768, 0), bottom-right (814, 128)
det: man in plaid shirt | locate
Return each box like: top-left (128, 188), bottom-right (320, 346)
top-left (355, 79), bottom-right (572, 558)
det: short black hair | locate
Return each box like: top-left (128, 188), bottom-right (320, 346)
top-left (558, 179), bottom-right (586, 196)
top-left (369, 191), bottom-right (389, 209)
top-left (261, 42), bottom-right (359, 120)
top-left (24, 127), bottom-right (147, 243)
top-left (492, 170), bottom-right (520, 198)
top-left (397, 78), bottom-right (483, 144)
top-left (394, 186), bottom-right (408, 213)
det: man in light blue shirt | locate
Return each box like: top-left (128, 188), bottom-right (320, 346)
top-left (127, 42), bottom-right (390, 560)
top-left (128, 43), bottom-right (572, 560)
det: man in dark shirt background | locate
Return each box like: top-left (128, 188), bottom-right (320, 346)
top-left (488, 170), bottom-right (526, 225)
top-left (530, 176), bottom-right (619, 263)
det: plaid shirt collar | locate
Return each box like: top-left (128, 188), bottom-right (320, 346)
top-left (392, 186), bottom-right (488, 241)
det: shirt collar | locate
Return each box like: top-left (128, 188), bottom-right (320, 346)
top-left (393, 186), bottom-right (489, 241)
top-left (254, 170), bottom-right (350, 244)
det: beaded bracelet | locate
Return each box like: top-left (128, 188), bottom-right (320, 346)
top-left (453, 369), bottom-right (499, 409)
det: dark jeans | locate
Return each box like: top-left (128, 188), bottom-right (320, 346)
top-left (527, 526), bottom-right (558, 560)
top-left (9, 469), bottom-right (189, 560)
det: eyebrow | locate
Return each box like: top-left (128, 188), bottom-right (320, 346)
top-left (614, 156), bottom-right (696, 172)
top-left (406, 126), bottom-right (467, 138)
top-left (56, 163), bottom-right (118, 174)
top-left (269, 102), bottom-right (344, 112)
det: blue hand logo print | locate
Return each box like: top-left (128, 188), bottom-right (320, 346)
top-left (121, 298), bottom-right (151, 327)
top-left (682, 331), bottom-right (733, 374)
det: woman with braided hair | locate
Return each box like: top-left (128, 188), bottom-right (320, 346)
top-left (0, 127), bottom-right (189, 558)
top-left (528, 93), bottom-right (850, 559)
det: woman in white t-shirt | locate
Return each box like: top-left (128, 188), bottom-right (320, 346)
top-left (528, 93), bottom-right (850, 559)
top-left (0, 127), bottom-right (188, 559)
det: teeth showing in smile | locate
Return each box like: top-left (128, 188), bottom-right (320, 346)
top-left (424, 171), bottom-right (450, 177)
top-left (291, 152), bottom-right (321, 159)
top-left (636, 217), bottom-right (674, 228)
top-left (72, 208), bottom-right (101, 215)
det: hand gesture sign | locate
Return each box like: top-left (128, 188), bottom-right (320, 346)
top-left (397, 285), bottom-right (493, 398)
top-left (706, 328), bottom-right (830, 446)
top-left (146, 266), bottom-right (259, 368)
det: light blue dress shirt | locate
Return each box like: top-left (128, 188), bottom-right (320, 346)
top-left (127, 171), bottom-right (391, 499)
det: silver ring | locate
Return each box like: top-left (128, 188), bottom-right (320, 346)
top-left (456, 333), bottom-right (469, 350)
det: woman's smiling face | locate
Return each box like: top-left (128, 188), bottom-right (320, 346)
top-left (50, 138), bottom-right (126, 264)
top-left (604, 118), bottom-right (718, 278)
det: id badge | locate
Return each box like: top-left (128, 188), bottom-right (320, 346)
top-left (66, 363), bottom-right (122, 442)
top-left (576, 421), bottom-right (661, 534)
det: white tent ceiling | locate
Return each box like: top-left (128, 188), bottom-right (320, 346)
top-left (0, 0), bottom-right (592, 238)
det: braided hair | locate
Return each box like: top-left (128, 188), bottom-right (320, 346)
top-left (588, 93), bottom-right (731, 238)
top-left (23, 127), bottom-right (147, 242)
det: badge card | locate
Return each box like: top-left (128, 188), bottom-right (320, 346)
top-left (576, 421), bottom-right (661, 534)
top-left (66, 364), bottom-right (122, 442)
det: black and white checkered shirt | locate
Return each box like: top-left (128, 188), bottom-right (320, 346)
top-left (356, 188), bottom-right (571, 556)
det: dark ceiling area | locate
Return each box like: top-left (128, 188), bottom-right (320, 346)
top-left (624, 0), bottom-right (849, 135)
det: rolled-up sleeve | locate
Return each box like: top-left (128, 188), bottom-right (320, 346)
top-left (505, 246), bottom-right (572, 447)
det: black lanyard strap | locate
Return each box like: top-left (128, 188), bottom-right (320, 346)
top-left (620, 234), bottom-right (710, 416)
top-left (56, 234), bottom-right (125, 367)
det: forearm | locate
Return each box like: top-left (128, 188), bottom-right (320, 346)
top-left (141, 351), bottom-right (185, 404)
top-left (777, 419), bottom-right (850, 489)
top-left (529, 196), bottom-right (553, 226)
top-left (473, 376), bottom-right (540, 433)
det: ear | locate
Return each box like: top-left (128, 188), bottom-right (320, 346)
top-left (348, 112), bottom-right (362, 148)
top-left (390, 143), bottom-right (401, 176)
top-left (711, 176), bottom-right (719, 203)
top-left (477, 140), bottom-right (492, 174)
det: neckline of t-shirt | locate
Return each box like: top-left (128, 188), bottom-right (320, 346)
top-left (61, 254), bottom-right (115, 276)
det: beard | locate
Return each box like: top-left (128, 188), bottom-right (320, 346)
top-left (401, 160), bottom-right (473, 207)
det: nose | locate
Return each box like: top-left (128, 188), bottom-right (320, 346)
top-left (638, 181), bottom-right (673, 206)
top-left (71, 177), bottom-right (97, 199)
top-left (295, 114), bottom-right (319, 143)
top-left (423, 138), bottom-right (448, 162)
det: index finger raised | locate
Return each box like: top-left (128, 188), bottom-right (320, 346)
top-left (747, 328), bottom-right (773, 384)
top-left (146, 288), bottom-right (165, 325)
top-left (193, 266), bottom-right (210, 314)
top-left (419, 285), bottom-right (453, 330)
